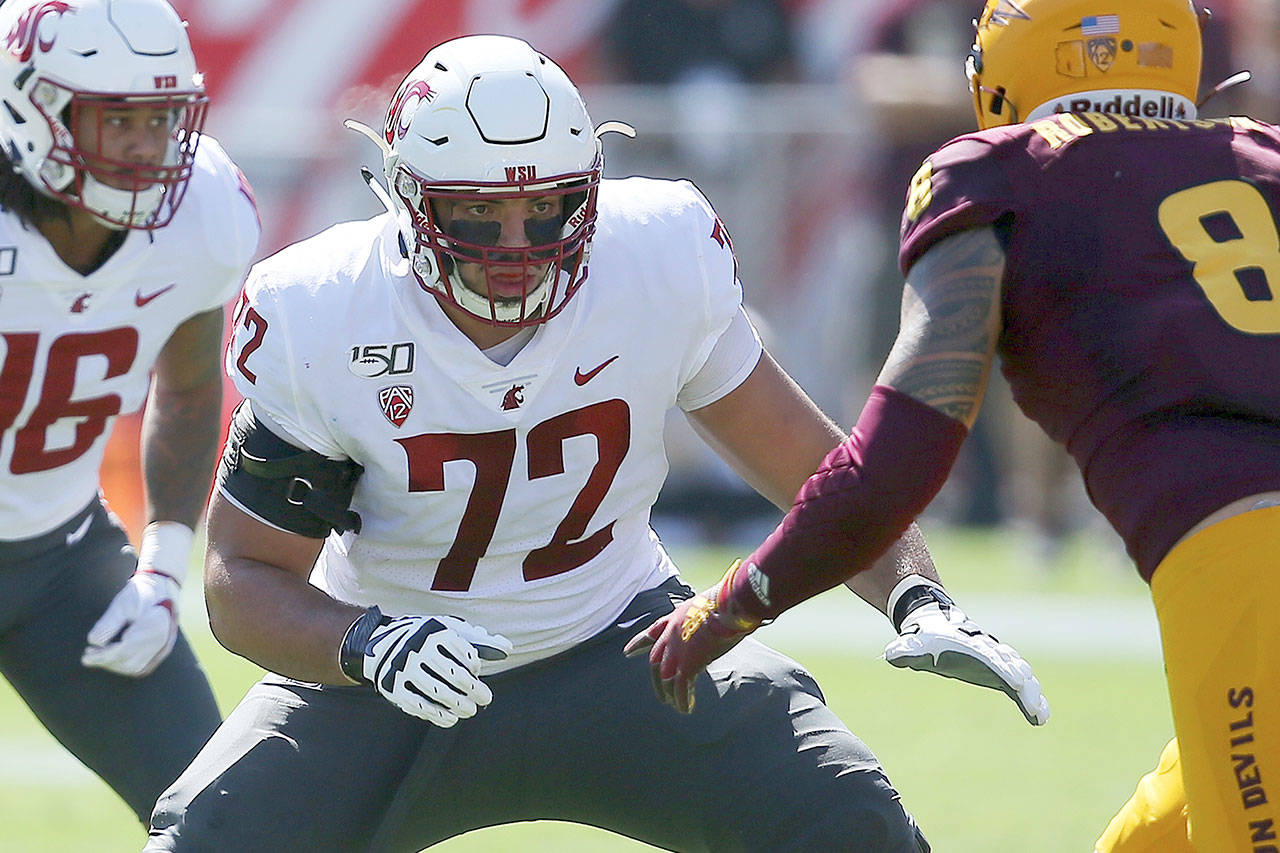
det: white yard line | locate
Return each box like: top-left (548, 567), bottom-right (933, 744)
top-left (0, 742), bottom-right (101, 788)
top-left (1, 594), bottom-right (1160, 787)
top-left (753, 592), bottom-right (1162, 661)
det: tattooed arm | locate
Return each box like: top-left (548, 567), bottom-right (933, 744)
top-left (712, 225), bottom-right (1009, 618)
top-left (628, 227), bottom-right (1029, 713)
top-left (878, 226), bottom-right (1005, 427)
top-left (840, 225), bottom-right (1005, 608)
top-left (144, 307), bottom-right (226, 527)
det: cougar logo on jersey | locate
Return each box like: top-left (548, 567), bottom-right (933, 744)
top-left (70, 291), bottom-right (91, 313)
top-left (501, 384), bottom-right (525, 411)
top-left (349, 342), bottom-right (415, 378)
top-left (378, 385), bottom-right (414, 427)
top-left (5, 0), bottom-right (69, 62)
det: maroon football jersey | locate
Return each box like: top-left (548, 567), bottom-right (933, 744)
top-left (899, 113), bottom-right (1280, 580)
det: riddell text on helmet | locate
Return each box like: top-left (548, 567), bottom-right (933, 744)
top-left (1057, 94), bottom-right (1189, 119)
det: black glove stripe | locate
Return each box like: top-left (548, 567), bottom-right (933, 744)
top-left (369, 624), bottom-right (412, 689)
top-left (377, 619), bottom-right (444, 694)
top-left (429, 647), bottom-right (471, 696)
top-left (405, 681), bottom-right (452, 710)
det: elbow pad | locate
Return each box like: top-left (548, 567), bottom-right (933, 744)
top-left (217, 402), bottom-right (364, 538)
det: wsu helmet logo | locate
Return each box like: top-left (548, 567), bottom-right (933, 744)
top-left (6, 1), bottom-right (70, 62)
top-left (384, 79), bottom-right (438, 144)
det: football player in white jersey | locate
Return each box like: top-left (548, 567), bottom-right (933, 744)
top-left (148, 35), bottom-right (1038, 851)
top-left (0, 0), bottom-right (259, 828)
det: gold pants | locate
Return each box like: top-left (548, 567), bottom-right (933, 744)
top-left (1097, 506), bottom-right (1280, 852)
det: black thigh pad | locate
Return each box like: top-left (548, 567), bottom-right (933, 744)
top-left (217, 402), bottom-right (364, 538)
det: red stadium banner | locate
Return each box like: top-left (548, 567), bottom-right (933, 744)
top-left (170, 0), bottom-right (611, 101)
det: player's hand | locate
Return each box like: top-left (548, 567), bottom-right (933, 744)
top-left (624, 560), bottom-right (763, 714)
top-left (341, 608), bottom-right (513, 726)
top-left (884, 579), bottom-right (1050, 726)
top-left (82, 521), bottom-right (193, 678)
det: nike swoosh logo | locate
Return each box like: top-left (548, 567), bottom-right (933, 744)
top-left (135, 283), bottom-right (176, 307)
top-left (615, 613), bottom-right (650, 630)
top-left (574, 355), bottom-right (619, 386)
top-left (65, 514), bottom-right (93, 547)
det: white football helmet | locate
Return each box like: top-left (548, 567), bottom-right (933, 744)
top-left (363, 35), bottom-right (605, 326)
top-left (0, 0), bottom-right (207, 229)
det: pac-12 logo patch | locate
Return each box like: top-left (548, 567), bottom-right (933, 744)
top-left (378, 385), bottom-right (414, 427)
top-left (1088, 37), bottom-right (1117, 72)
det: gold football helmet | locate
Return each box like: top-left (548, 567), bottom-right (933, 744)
top-left (967, 0), bottom-right (1202, 128)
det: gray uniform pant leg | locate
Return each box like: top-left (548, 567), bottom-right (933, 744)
top-left (147, 579), bottom-right (928, 853)
top-left (396, 579), bottom-right (929, 852)
top-left (0, 501), bottom-right (222, 823)
top-left (147, 674), bottom-right (431, 852)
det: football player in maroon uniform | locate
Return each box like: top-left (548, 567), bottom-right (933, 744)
top-left (631, 0), bottom-right (1280, 849)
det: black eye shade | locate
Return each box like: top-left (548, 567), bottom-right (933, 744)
top-left (444, 218), bottom-right (501, 251)
top-left (443, 216), bottom-right (561, 252)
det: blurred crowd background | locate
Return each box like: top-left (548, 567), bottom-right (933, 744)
top-left (100, 0), bottom-right (1280, 563)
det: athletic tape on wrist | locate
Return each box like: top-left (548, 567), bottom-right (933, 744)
top-left (886, 575), bottom-right (955, 632)
top-left (137, 520), bottom-right (195, 587)
top-left (713, 560), bottom-right (764, 633)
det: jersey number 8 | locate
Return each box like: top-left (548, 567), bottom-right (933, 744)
top-left (1158, 179), bottom-right (1280, 335)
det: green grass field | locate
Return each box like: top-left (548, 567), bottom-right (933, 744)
top-left (0, 525), bottom-right (1172, 852)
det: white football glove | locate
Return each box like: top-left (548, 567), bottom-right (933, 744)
top-left (883, 577), bottom-right (1050, 726)
top-left (340, 607), bottom-right (513, 727)
top-left (82, 521), bottom-right (193, 678)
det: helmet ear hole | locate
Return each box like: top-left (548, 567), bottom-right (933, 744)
top-left (990, 87), bottom-right (1006, 116)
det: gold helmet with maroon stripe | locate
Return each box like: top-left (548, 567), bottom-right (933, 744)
top-left (966, 0), bottom-right (1202, 129)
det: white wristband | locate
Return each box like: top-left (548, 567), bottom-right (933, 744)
top-left (885, 574), bottom-right (945, 623)
top-left (138, 520), bottom-right (195, 587)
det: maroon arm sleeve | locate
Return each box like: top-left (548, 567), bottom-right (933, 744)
top-left (728, 385), bottom-right (968, 621)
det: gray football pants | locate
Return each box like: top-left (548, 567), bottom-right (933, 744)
top-left (0, 500), bottom-right (222, 823)
top-left (147, 578), bottom-right (930, 852)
